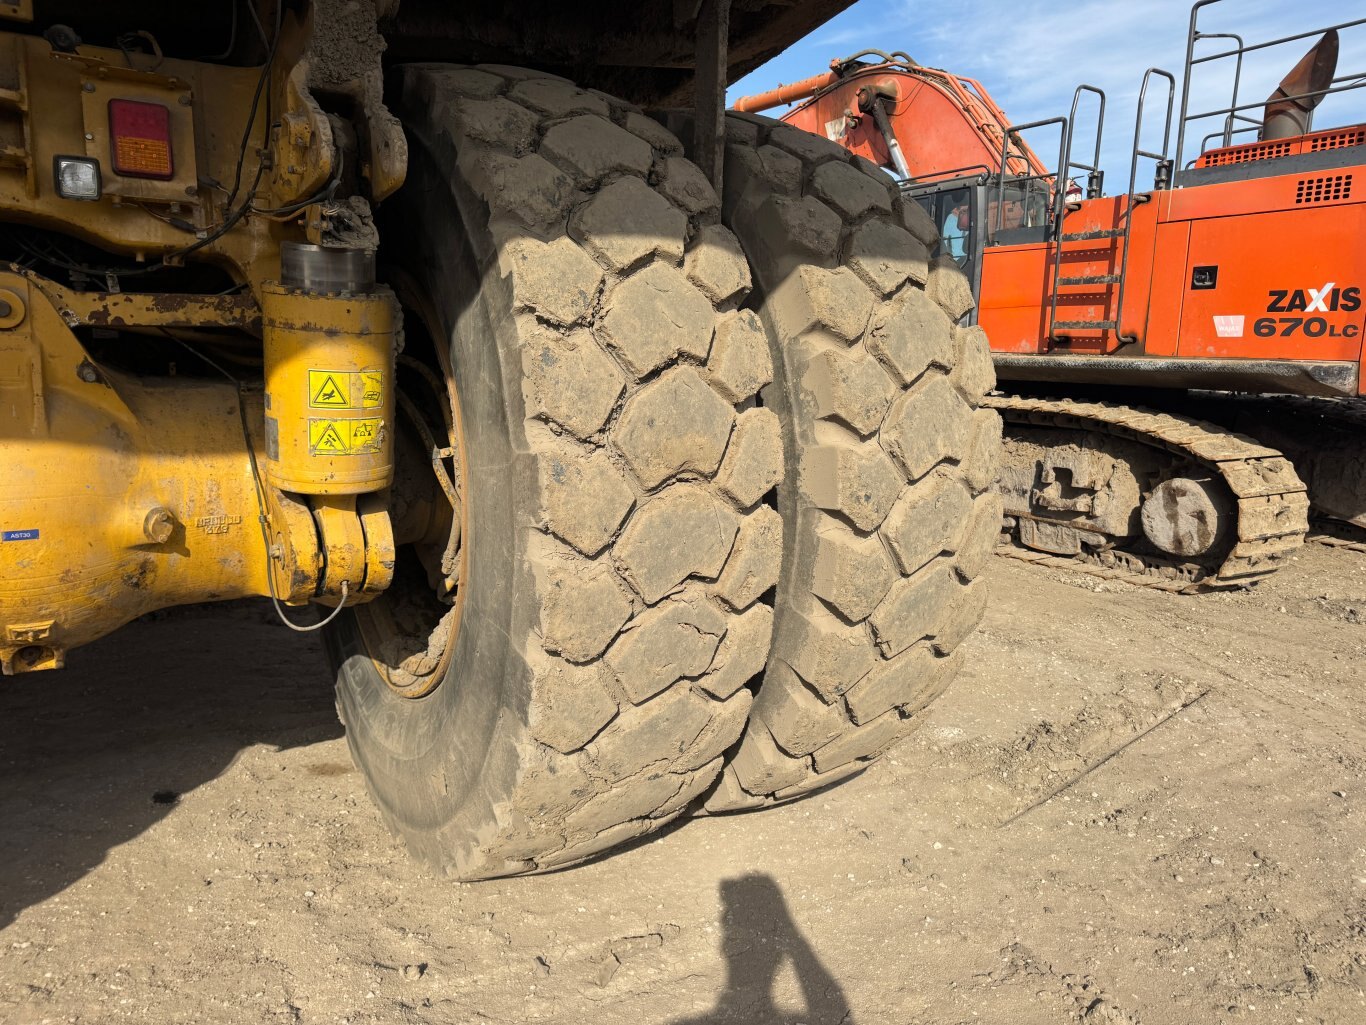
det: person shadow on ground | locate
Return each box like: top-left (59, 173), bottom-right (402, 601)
top-left (671, 872), bottom-right (853, 1025)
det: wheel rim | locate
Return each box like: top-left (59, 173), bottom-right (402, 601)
top-left (350, 267), bottom-right (469, 699)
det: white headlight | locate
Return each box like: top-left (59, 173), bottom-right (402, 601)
top-left (54, 156), bottom-right (101, 201)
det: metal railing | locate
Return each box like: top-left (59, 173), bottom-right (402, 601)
top-left (994, 116), bottom-right (1067, 235)
top-left (901, 163), bottom-right (995, 191)
top-left (993, 85), bottom-right (1107, 339)
top-left (1113, 68), bottom-right (1176, 342)
top-left (1195, 124), bottom-right (1260, 160)
top-left (1174, 0), bottom-right (1366, 169)
top-left (1067, 85), bottom-right (1108, 200)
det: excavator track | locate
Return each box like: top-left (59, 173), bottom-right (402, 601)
top-left (1305, 524), bottom-right (1366, 557)
top-left (1227, 396), bottom-right (1366, 556)
top-left (1309, 520), bottom-right (1366, 555)
top-left (1103, 393), bottom-right (1366, 555)
top-left (1173, 394), bottom-right (1366, 534)
top-left (987, 395), bottom-right (1311, 593)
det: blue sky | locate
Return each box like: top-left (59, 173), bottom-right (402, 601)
top-left (730, 0), bottom-right (1366, 190)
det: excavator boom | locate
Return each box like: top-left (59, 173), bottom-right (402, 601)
top-left (734, 52), bottom-right (1048, 182)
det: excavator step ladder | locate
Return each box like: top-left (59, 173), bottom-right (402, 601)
top-left (1026, 84), bottom-right (1109, 340)
top-left (1057, 275), bottom-right (1123, 286)
top-left (1047, 70), bottom-right (1176, 344)
top-left (1053, 320), bottom-right (1119, 331)
top-left (1060, 228), bottom-right (1125, 241)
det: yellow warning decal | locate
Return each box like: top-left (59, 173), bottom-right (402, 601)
top-left (308, 418), bottom-right (384, 456)
top-left (348, 418), bottom-right (382, 452)
top-left (309, 419), bottom-right (349, 453)
top-left (309, 371), bottom-right (351, 408)
top-left (360, 370), bottom-right (385, 409)
top-left (308, 369), bottom-right (387, 410)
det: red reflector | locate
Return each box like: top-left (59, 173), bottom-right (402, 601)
top-left (108, 99), bottom-right (174, 180)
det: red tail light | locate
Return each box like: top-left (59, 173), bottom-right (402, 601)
top-left (108, 99), bottom-right (174, 180)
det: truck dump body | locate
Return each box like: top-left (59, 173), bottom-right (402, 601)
top-left (386, 0), bottom-right (856, 102)
top-left (35, 1), bottom-right (857, 105)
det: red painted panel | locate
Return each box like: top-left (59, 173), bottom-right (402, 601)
top-left (1142, 221), bottom-right (1190, 357)
top-left (978, 244), bottom-right (1049, 353)
top-left (1167, 164), bottom-right (1362, 220)
top-left (1174, 206), bottom-right (1365, 361)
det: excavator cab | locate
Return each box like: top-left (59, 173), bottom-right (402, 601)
top-left (905, 173), bottom-right (1053, 323)
top-left (912, 180), bottom-right (974, 267)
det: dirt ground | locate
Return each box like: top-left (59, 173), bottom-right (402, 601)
top-left (2, 544), bottom-right (1364, 1025)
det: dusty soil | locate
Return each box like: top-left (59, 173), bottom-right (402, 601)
top-left (3, 544), bottom-right (1364, 1025)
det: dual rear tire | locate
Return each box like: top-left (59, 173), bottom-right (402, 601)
top-left (328, 65), bottom-right (1000, 878)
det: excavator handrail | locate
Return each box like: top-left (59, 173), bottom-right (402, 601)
top-left (1186, 29), bottom-right (1250, 153)
top-left (1066, 84), bottom-right (1107, 197)
top-left (1194, 125), bottom-right (1259, 162)
top-left (1114, 67), bottom-right (1177, 344)
top-left (1182, 79), bottom-right (1366, 127)
top-left (900, 164), bottom-right (995, 190)
top-left (995, 116), bottom-right (1068, 235)
top-left (1189, 15), bottom-right (1366, 63)
top-left (1128, 68), bottom-right (1177, 190)
top-left (1174, 0), bottom-right (1366, 168)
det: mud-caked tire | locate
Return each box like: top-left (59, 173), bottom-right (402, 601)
top-left (328, 67), bottom-right (781, 877)
top-left (690, 112), bottom-right (1003, 810)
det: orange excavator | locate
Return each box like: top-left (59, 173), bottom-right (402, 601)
top-left (736, 0), bottom-right (1366, 591)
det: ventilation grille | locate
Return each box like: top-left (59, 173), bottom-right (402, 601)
top-left (1195, 122), bottom-right (1366, 168)
top-left (1200, 140), bottom-right (1292, 166)
top-left (1309, 128), bottom-right (1366, 152)
top-left (1295, 173), bottom-right (1353, 203)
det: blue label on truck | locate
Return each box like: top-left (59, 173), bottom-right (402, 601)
top-left (2, 529), bottom-right (39, 541)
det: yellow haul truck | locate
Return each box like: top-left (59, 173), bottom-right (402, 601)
top-left (0, 1), bottom-right (1000, 877)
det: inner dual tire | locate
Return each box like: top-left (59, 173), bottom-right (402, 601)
top-left (328, 66), bottom-right (999, 878)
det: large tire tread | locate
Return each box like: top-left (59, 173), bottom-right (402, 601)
top-left (335, 66), bottom-right (780, 877)
top-left (695, 111), bottom-right (1002, 811)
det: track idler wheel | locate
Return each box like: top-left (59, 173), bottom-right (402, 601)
top-left (1140, 477), bottom-right (1231, 558)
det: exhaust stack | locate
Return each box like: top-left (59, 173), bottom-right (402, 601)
top-left (1261, 29), bottom-right (1339, 141)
